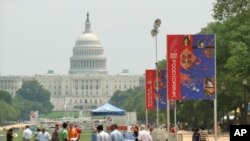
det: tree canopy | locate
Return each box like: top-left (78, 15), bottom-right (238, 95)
top-left (213, 0), bottom-right (250, 21)
top-left (0, 90), bottom-right (12, 103)
top-left (0, 100), bottom-right (18, 124)
top-left (14, 80), bottom-right (54, 120)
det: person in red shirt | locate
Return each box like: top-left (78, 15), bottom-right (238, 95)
top-left (74, 125), bottom-right (81, 140)
top-left (170, 124), bottom-right (176, 133)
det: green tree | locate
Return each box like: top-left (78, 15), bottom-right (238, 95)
top-left (157, 59), bottom-right (166, 70)
top-left (201, 1), bottom-right (250, 125)
top-left (0, 90), bottom-right (12, 103)
top-left (109, 87), bottom-right (155, 123)
top-left (14, 80), bottom-right (54, 119)
top-left (12, 97), bottom-right (44, 120)
top-left (0, 100), bottom-right (18, 124)
top-left (213, 0), bottom-right (250, 21)
top-left (224, 41), bottom-right (250, 124)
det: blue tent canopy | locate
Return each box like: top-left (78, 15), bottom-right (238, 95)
top-left (91, 103), bottom-right (126, 116)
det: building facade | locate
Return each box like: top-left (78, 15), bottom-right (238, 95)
top-left (0, 13), bottom-right (145, 111)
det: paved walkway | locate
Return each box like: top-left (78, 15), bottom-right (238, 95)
top-left (181, 134), bottom-right (229, 141)
top-left (178, 130), bottom-right (229, 141)
top-left (0, 123), bottom-right (31, 131)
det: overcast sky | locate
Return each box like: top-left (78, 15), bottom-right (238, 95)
top-left (0, 0), bottom-right (215, 75)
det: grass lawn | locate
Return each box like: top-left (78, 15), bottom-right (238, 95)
top-left (39, 111), bottom-right (91, 119)
top-left (0, 130), bottom-right (92, 141)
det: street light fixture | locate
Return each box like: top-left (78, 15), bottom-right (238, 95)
top-left (242, 79), bottom-right (248, 124)
top-left (151, 18), bottom-right (161, 127)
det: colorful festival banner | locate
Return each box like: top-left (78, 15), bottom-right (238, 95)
top-left (167, 35), bottom-right (215, 100)
top-left (146, 70), bottom-right (167, 110)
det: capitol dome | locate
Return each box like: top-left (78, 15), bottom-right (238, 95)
top-left (75, 13), bottom-right (101, 46)
top-left (69, 13), bottom-right (107, 75)
top-left (75, 33), bottom-right (101, 46)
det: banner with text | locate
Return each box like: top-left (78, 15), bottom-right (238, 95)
top-left (167, 35), bottom-right (215, 100)
top-left (146, 70), bottom-right (167, 110)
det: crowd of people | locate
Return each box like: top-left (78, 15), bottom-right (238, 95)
top-left (192, 127), bottom-right (209, 141)
top-left (6, 122), bottom-right (216, 141)
top-left (6, 122), bottom-right (82, 141)
top-left (6, 122), bottom-right (153, 141)
top-left (92, 124), bottom-right (153, 141)
top-left (192, 124), bottom-right (222, 141)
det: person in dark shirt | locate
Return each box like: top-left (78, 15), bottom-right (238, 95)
top-left (6, 128), bottom-right (13, 141)
top-left (192, 128), bottom-right (200, 141)
top-left (133, 125), bottom-right (139, 141)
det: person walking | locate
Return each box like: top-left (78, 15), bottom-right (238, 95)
top-left (132, 125), bottom-right (139, 141)
top-left (96, 125), bottom-right (111, 141)
top-left (35, 127), bottom-right (51, 141)
top-left (68, 123), bottom-right (79, 141)
top-left (51, 123), bottom-right (60, 141)
top-left (192, 128), bottom-right (200, 141)
top-left (138, 125), bottom-right (153, 141)
top-left (74, 125), bottom-right (81, 141)
top-left (59, 122), bottom-right (68, 141)
top-left (199, 127), bottom-right (209, 141)
top-left (6, 128), bottom-right (13, 141)
top-left (109, 124), bottom-right (123, 141)
top-left (23, 125), bottom-right (32, 141)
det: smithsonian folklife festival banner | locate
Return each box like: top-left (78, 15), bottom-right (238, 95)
top-left (146, 70), bottom-right (167, 110)
top-left (167, 35), bottom-right (215, 100)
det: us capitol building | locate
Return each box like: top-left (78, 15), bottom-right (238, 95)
top-left (0, 13), bottom-right (144, 111)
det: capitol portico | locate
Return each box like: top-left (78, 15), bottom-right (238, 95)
top-left (0, 13), bottom-right (144, 111)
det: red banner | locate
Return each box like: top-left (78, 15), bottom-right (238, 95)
top-left (167, 35), bottom-right (181, 100)
top-left (146, 70), bottom-right (155, 110)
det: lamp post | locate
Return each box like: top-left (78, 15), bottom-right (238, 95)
top-left (221, 83), bottom-right (226, 130)
top-left (151, 19), bottom-right (161, 127)
top-left (242, 79), bottom-right (248, 124)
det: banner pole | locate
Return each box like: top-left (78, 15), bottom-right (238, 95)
top-left (167, 99), bottom-right (170, 133)
top-left (166, 35), bottom-right (170, 136)
top-left (174, 101), bottom-right (177, 140)
top-left (146, 109), bottom-right (148, 129)
top-left (155, 35), bottom-right (159, 128)
top-left (214, 34), bottom-right (217, 141)
top-left (214, 98), bottom-right (217, 141)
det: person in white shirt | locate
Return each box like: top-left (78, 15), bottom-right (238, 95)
top-left (35, 127), bottom-right (51, 141)
top-left (23, 125), bottom-right (32, 141)
top-left (109, 124), bottom-right (124, 141)
top-left (96, 125), bottom-right (111, 141)
top-left (138, 125), bottom-right (153, 141)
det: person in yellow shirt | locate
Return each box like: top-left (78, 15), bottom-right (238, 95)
top-left (68, 123), bottom-right (79, 141)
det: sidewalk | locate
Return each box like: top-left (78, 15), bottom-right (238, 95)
top-left (0, 123), bottom-right (30, 131)
top-left (179, 131), bottom-right (229, 141)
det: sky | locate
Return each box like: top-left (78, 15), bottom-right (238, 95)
top-left (0, 0), bottom-right (215, 75)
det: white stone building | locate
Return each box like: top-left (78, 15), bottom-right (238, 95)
top-left (0, 76), bottom-right (22, 97)
top-left (0, 13), bottom-right (145, 111)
